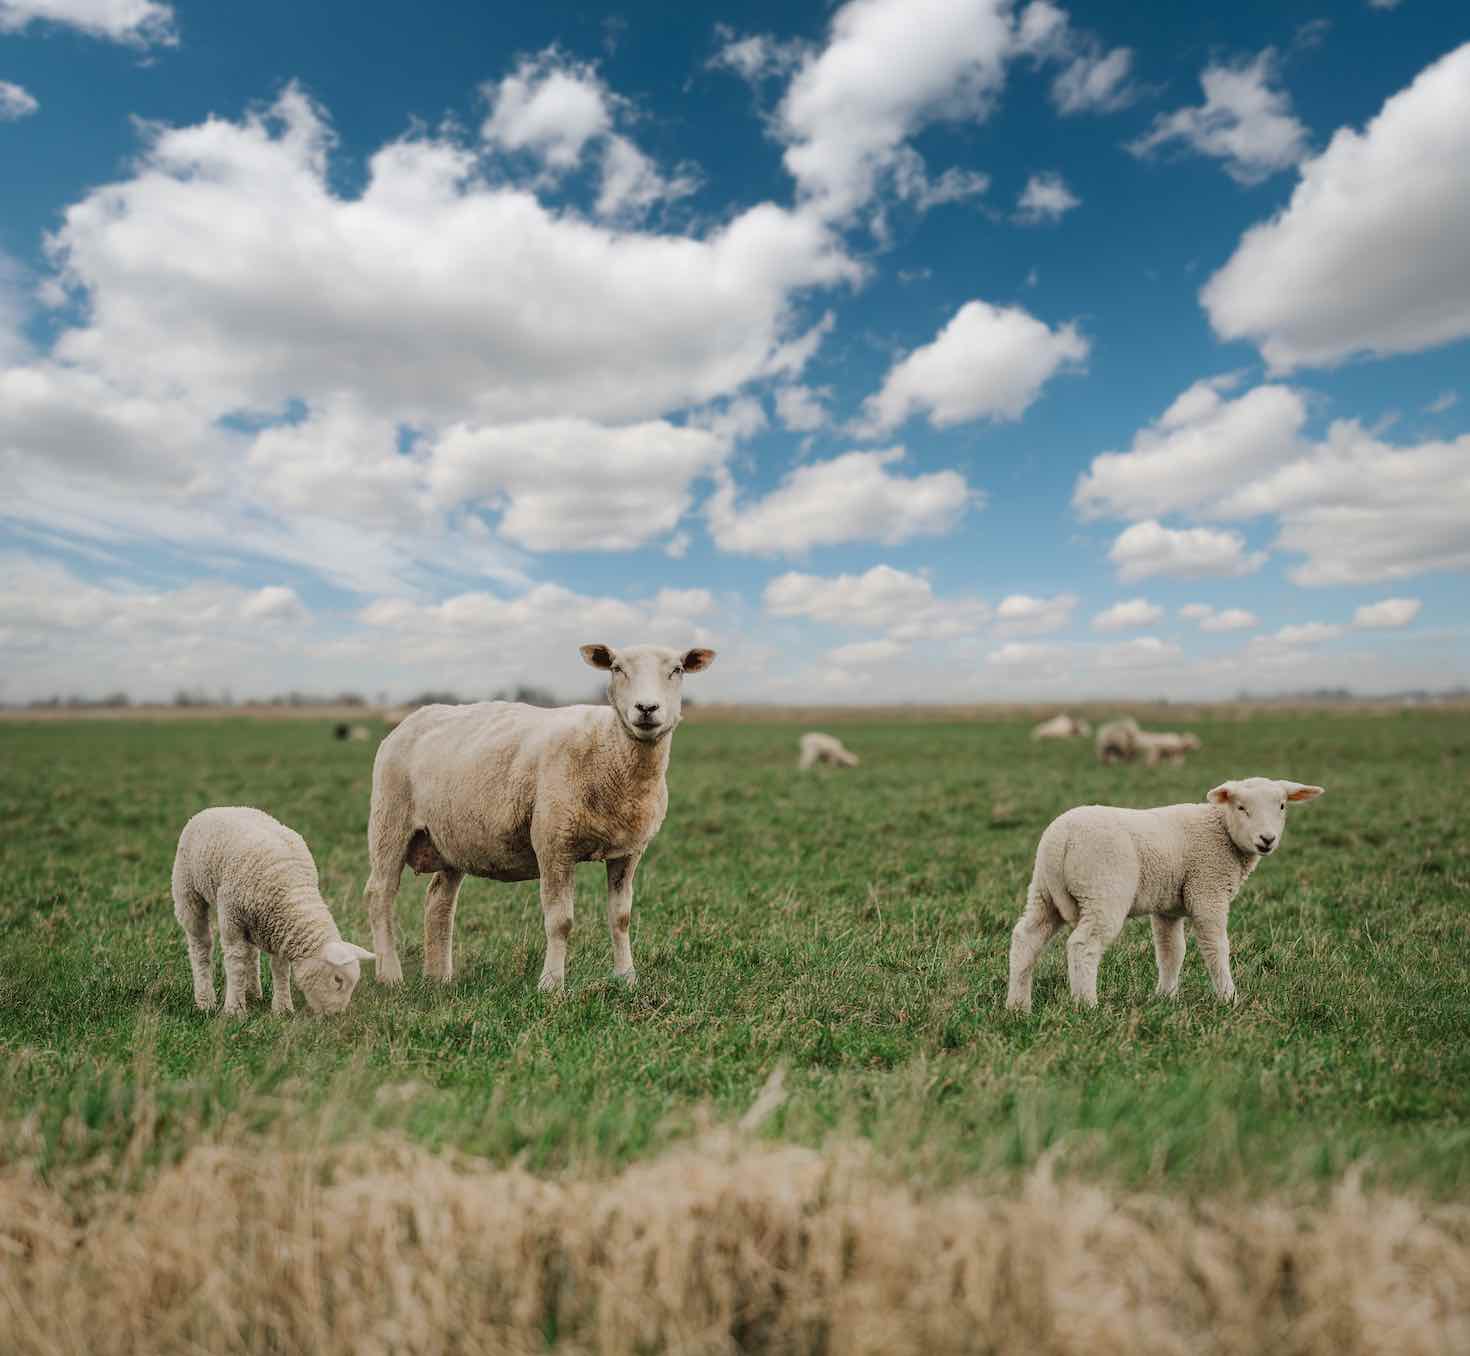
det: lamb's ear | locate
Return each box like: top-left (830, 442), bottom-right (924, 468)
top-left (681, 647), bottom-right (716, 673)
top-left (580, 644), bottom-right (616, 670)
top-left (322, 940), bottom-right (376, 966)
top-left (1206, 783), bottom-right (1234, 805)
top-left (1281, 782), bottom-right (1325, 802)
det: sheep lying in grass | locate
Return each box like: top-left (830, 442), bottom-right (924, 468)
top-left (172, 807), bottom-right (375, 1016)
top-left (798, 732), bottom-right (860, 770)
top-left (1006, 778), bottom-right (1325, 1011)
top-left (1031, 713), bottom-right (1091, 740)
top-left (1135, 730), bottom-right (1202, 765)
top-left (366, 643), bottom-right (716, 992)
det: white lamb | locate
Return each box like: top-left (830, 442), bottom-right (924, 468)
top-left (1134, 730), bottom-right (1202, 765)
top-left (798, 732), bottom-right (860, 770)
top-left (365, 643), bottom-right (716, 992)
top-left (1031, 713), bottom-right (1092, 740)
top-left (1005, 778), bottom-right (1325, 1011)
top-left (172, 807), bottom-right (376, 1016)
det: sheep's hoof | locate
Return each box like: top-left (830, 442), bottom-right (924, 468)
top-left (613, 969), bottom-right (637, 988)
top-left (376, 957), bottom-right (404, 985)
top-left (537, 973), bottom-right (565, 994)
top-left (1004, 997), bottom-right (1031, 1014)
top-left (222, 1003), bottom-right (249, 1018)
top-left (194, 993), bottom-right (217, 1012)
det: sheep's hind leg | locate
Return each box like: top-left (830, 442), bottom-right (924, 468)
top-left (1066, 904), bottom-right (1126, 1008)
top-left (218, 915), bottom-right (255, 1018)
top-left (535, 858), bottom-right (576, 993)
top-left (606, 851), bottom-right (643, 985)
top-left (1006, 881), bottom-right (1062, 1012)
top-left (269, 953), bottom-right (294, 1014)
top-left (1152, 916), bottom-right (1187, 997)
top-left (365, 819), bottom-right (413, 986)
top-left (173, 880), bottom-right (216, 1011)
top-left (247, 948), bottom-right (263, 1001)
top-left (423, 868), bottom-right (465, 982)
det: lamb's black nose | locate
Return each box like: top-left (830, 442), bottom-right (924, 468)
top-left (1258, 833), bottom-right (1276, 848)
top-left (635, 703), bottom-right (660, 716)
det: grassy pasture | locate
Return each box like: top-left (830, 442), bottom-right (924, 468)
top-left (2, 708), bottom-right (1469, 1352)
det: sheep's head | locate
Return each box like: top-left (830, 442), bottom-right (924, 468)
top-left (581, 643), bottom-right (717, 742)
top-left (1207, 778), bottom-right (1324, 857)
top-left (294, 940), bottom-right (376, 1014)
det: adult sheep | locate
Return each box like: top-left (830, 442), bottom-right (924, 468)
top-left (365, 643), bottom-right (715, 992)
top-left (798, 732), bottom-right (860, 770)
top-left (1032, 713), bottom-right (1091, 740)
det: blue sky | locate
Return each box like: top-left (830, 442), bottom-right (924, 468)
top-left (1, 0), bottom-right (1467, 704)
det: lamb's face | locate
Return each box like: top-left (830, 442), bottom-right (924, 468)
top-left (581, 643), bottom-right (717, 742)
top-left (294, 940), bottom-right (376, 1014)
top-left (1208, 777), bottom-right (1324, 857)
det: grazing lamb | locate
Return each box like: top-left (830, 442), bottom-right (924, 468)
top-left (1094, 717), bottom-right (1140, 764)
top-left (1031, 713), bottom-right (1092, 740)
top-left (365, 643), bottom-right (716, 992)
top-left (1135, 730), bottom-right (1202, 766)
top-left (798, 732), bottom-right (860, 770)
top-left (172, 807), bottom-right (376, 1016)
top-left (1005, 778), bottom-right (1325, 1011)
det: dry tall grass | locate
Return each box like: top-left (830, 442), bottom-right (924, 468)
top-left (4, 1120), bottom-right (1468, 1356)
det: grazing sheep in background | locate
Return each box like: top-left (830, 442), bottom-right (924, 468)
top-left (798, 732), bottom-right (860, 770)
top-left (172, 807), bottom-right (375, 1017)
top-left (1031, 713), bottom-right (1092, 740)
top-left (1006, 778), bottom-right (1325, 1011)
top-left (365, 643), bottom-right (716, 992)
top-left (1135, 730), bottom-right (1202, 765)
top-left (1095, 717), bottom-right (1140, 764)
top-left (334, 723), bottom-right (373, 742)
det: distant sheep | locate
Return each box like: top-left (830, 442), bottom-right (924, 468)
top-left (1135, 730), bottom-right (1202, 766)
top-left (366, 643), bottom-right (715, 992)
top-left (1031, 713), bottom-right (1092, 740)
top-left (798, 732), bottom-right (860, 770)
top-left (1006, 778), bottom-right (1325, 1011)
top-left (335, 723), bottom-right (372, 742)
top-left (1095, 718), bottom-right (1201, 765)
top-left (172, 807), bottom-right (375, 1016)
top-left (1095, 717), bottom-right (1140, 764)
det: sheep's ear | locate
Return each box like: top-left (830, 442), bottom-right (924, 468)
top-left (1206, 783), bottom-right (1233, 805)
top-left (321, 940), bottom-right (373, 966)
top-left (1281, 782), bottom-right (1325, 802)
top-left (580, 644), bottom-right (616, 670)
top-left (681, 648), bottom-right (716, 673)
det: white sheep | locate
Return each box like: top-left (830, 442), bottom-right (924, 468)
top-left (1134, 730), bottom-right (1202, 765)
top-left (1005, 778), bottom-right (1325, 1011)
top-left (1094, 716), bottom-right (1140, 763)
top-left (798, 732), bottom-right (860, 770)
top-left (1031, 713), bottom-right (1092, 740)
top-left (172, 807), bottom-right (376, 1016)
top-left (365, 643), bottom-right (716, 992)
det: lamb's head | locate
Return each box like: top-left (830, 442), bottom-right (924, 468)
top-left (293, 940), bottom-right (376, 1014)
top-left (581, 643), bottom-right (717, 742)
top-left (1207, 778), bottom-right (1324, 857)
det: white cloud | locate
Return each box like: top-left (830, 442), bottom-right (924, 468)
top-left (1091, 597), bottom-right (1163, 632)
top-left (0, 80), bottom-right (38, 120)
top-left (1179, 603), bottom-right (1213, 620)
top-left (1128, 49), bottom-right (1309, 185)
top-left (764, 563), bottom-right (989, 639)
top-left (1052, 45), bottom-right (1135, 115)
top-left (994, 591), bottom-right (1077, 635)
top-left (1108, 519), bottom-right (1266, 581)
top-left (774, 384), bottom-right (829, 432)
top-left (239, 585), bottom-right (308, 624)
top-left (1273, 622), bottom-right (1343, 646)
top-left (1096, 636), bottom-right (1182, 669)
top-left (1352, 597), bottom-right (1421, 628)
top-left (776, 0), bottom-right (1016, 220)
top-left (1199, 607), bottom-right (1258, 632)
top-left (595, 134), bottom-right (698, 222)
top-left (1202, 44), bottom-right (1470, 371)
top-left (706, 448), bottom-right (974, 556)
top-left (987, 640), bottom-right (1067, 670)
top-left (1014, 171), bottom-right (1080, 224)
top-left (1367, 0), bottom-right (1402, 10)
top-left (708, 26), bottom-right (808, 84)
top-left (0, 0), bottom-right (175, 46)
top-left (1425, 391), bottom-right (1459, 415)
top-left (830, 638), bottom-right (906, 665)
top-left (481, 50), bottom-right (612, 170)
top-left (859, 299), bottom-right (1088, 433)
top-left (891, 151), bottom-right (991, 213)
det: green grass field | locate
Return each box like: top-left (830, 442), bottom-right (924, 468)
top-left (3, 707), bottom-right (1468, 1201)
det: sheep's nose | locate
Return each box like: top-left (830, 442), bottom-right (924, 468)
top-left (1258, 833), bottom-right (1276, 847)
top-left (635, 702), bottom-right (660, 716)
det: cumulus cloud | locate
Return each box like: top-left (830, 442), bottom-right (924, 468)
top-left (1180, 605), bottom-right (1258, 632)
top-left (774, 384), bottom-right (829, 432)
top-left (1273, 622), bottom-right (1342, 646)
top-left (1202, 45), bottom-right (1470, 371)
top-left (708, 26), bottom-right (808, 84)
top-left (1128, 49), bottom-right (1309, 185)
top-left (987, 640), bottom-right (1067, 670)
top-left (0, 80), bottom-right (38, 120)
top-left (1352, 597), bottom-right (1421, 628)
top-left (0, 0), bottom-right (175, 46)
top-left (859, 300), bottom-right (1088, 433)
top-left (764, 563), bottom-right (989, 639)
top-left (595, 134), bottom-right (698, 221)
top-left (1091, 597), bottom-right (1163, 632)
top-left (1014, 171), bottom-right (1080, 224)
top-left (1108, 520), bottom-right (1266, 581)
top-left (1016, 1), bottom-right (1137, 115)
top-left (481, 50), bottom-right (612, 170)
top-left (994, 592), bottom-right (1077, 635)
top-left (706, 448), bottom-right (974, 556)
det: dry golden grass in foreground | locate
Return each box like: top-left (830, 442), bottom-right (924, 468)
top-left (5, 1114), bottom-right (1469, 1356)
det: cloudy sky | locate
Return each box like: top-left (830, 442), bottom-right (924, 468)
top-left (1, 0), bottom-right (1467, 705)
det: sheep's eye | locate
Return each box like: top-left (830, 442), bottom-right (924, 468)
top-left (610, 664), bottom-right (623, 676)
top-left (1240, 806), bottom-right (1250, 816)
top-left (671, 666), bottom-right (683, 677)
top-left (334, 974), bottom-right (344, 987)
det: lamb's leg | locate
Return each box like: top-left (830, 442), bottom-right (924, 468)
top-left (269, 953), bottom-right (294, 1015)
top-left (1066, 904), bottom-right (1126, 1008)
top-left (218, 917), bottom-right (255, 1018)
top-left (247, 948), bottom-right (263, 1001)
top-left (1192, 914), bottom-right (1236, 1003)
top-left (1152, 916), bottom-right (1187, 997)
top-left (536, 859), bottom-right (576, 993)
top-left (172, 877), bottom-right (216, 1011)
top-left (606, 851), bottom-right (643, 985)
top-left (1006, 880), bottom-right (1062, 1012)
top-left (365, 818), bottom-right (412, 986)
top-left (798, 747), bottom-right (816, 770)
top-left (423, 868), bottom-right (466, 982)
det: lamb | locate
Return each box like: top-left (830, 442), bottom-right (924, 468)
top-left (172, 807), bottom-right (376, 1016)
top-left (1094, 716), bottom-right (1140, 763)
top-left (798, 732), bottom-right (860, 770)
top-left (1031, 713), bottom-right (1092, 740)
top-left (1005, 778), bottom-right (1325, 1011)
top-left (1134, 730), bottom-right (1202, 766)
top-left (365, 643), bottom-right (716, 992)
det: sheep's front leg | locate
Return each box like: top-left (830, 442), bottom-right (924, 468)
top-left (423, 868), bottom-right (465, 982)
top-left (536, 860), bottom-right (576, 993)
top-left (218, 922), bottom-right (255, 1018)
top-left (1066, 904), bottom-right (1126, 1008)
top-left (1006, 882), bottom-right (1062, 1012)
top-left (1192, 913), bottom-right (1236, 1003)
top-left (1152, 915), bottom-right (1187, 998)
top-left (269, 954), bottom-right (294, 1015)
top-left (606, 852), bottom-right (643, 985)
top-left (247, 949), bottom-right (263, 1001)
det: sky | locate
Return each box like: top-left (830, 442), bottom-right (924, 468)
top-left (1, 0), bottom-right (1467, 706)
